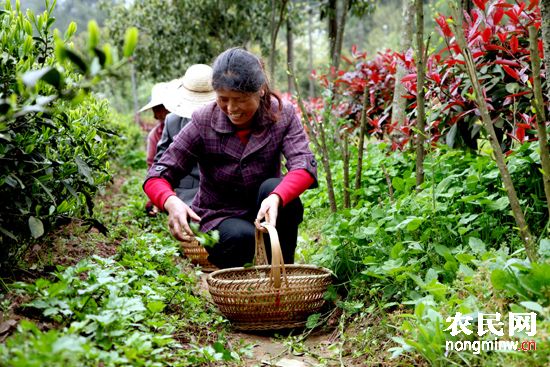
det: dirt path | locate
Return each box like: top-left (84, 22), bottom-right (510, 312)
top-left (197, 273), bottom-right (340, 367)
top-left (231, 330), bottom-right (339, 367)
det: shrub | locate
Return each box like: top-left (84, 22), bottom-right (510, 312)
top-left (0, 0), bottom-right (138, 268)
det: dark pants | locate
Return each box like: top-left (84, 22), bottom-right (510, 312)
top-left (206, 178), bottom-right (304, 269)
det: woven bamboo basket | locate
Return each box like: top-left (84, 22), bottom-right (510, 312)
top-left (180, 235), bottom-right (218, 272)
top-left (207, 223), bottom-right (333, 330)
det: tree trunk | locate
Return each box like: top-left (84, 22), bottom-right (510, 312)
top-left (450, 2), bottom-right (536, 262)
top-left (354, 87), bottom-right (369, 197)
top-left (391, 0), bottom-right (415, 127)
top-left (131, 61), bottom-right (139, 123)
top-left (319, 103), bottom-right (338, 212)
top-left (540, 0), bottom-right (550, 101)
top-left (270, 0), bottom-right (276, 85)
top-left (343, 133), bottom-right (350, 208)
top-left (269, 0), bottom-right (288, 88)
top-left (332, 0), bottom-right (350, 69)
top-left (414, 0), bottom-right (426, 189)
top-left (529, 26), bottom-right (550, 219)
top-left (307, 1), bottom-right (315, 98)
top-left (327, 0), bottom-right (338, 65)
top-left (286, 17), bottom-right (295, 94)
top-left (291, 68), bottom-right (338, 212)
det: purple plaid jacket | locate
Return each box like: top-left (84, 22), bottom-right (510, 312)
top-left (145, 99), bottom-right (318, 232)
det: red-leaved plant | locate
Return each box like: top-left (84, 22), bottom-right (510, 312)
top-left (404, 0), bottom-right (545, 152)
top-left (297, 0), bottom-right (546, 153)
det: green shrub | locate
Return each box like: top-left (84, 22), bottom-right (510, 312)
top-left (0, 0), bottom-right (138, 268)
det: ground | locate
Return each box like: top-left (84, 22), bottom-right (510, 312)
top-left (0, 169), bottom-right (354, 367)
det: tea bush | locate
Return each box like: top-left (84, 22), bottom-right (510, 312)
top-left (0, 0), bottom-right (139, 268)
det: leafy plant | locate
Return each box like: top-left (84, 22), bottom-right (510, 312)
top-left (190, 222), bottom-right (219, 248)
top-left (0, 0), bottom-right (139, 267)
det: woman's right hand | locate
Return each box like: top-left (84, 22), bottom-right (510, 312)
top-left (163, 195), bottom-right (201, 240)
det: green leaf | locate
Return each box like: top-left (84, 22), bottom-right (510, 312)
top-left (102, 44), bottom-right (113, 66)
top-left (434, 244), bottom-right (452, 261)
top-left (52, 335), bottom-right (85, 354)
top-left (56, 45), bottom-right (87, 74)
top-left (390, 242), bottom-right (404, 258)
top-left (458, 264), bottom-right (475, 277)
top-left (147, 301), bottom-right (165, 313)
top-left (539, 238), bottom-right (550, 258)
top-left (23, 19), bottom-right (33, 35)
top-left (190, 222), bottom-right (219, 248)
top-left (468, 237), bottom-right (486, 255)
top-left (487, 196), bottom-right (509, 211)
top-left (22, 35), bottom-right (34, 55)
top-left (0, 226), bottom-right (17, 241)
top-left (75, 157), bottom-right (93, 184)
top-left (123, 27), bottom-right (139, 58)
top-left (455, 253), bottom-right (475, 264)
top-left (446, 123), bottom-right (457, 148)
top-left (505, 82), bottom-right (520, 94)
top-left (90, 57), bottom-right (101, 77)
top-left (490, 269), bottom-right (510, 290)
top-left (424, 278), bottom-right (447, 301)
top-left (87, 20), bottom-right (100, 49)
top-left (22, 67), bottom-right (61, 89)
top-left (519, 301), bottom-right (543, 313)
top-left (28, 216), bottom-right (44, 238)
top-left (392, 176), bottom-right (404, 191)
top-left (64, 21), bottom-right (77, 40)
top-left (306, 313), bottom-right (321, 329)
top-left (396, 217), bottom-right (424, 232)
top-left (323, 285), bottom-right (337, 302)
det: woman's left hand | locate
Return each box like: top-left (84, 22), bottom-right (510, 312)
top-left (255, 194), bottom-right (281, 230)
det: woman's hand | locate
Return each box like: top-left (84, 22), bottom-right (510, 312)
top-left (255, 194), bottom-right (281, 231)
top-left (163, 195), bottom-right (201, 240)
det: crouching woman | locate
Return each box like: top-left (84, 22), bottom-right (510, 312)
top-left (144, 47), bottom-right (317, 269)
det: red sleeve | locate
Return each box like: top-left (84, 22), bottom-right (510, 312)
top-left (144, 177), bottom-right (176, 210)
top-left (272, 169), bottom-right (315, 207)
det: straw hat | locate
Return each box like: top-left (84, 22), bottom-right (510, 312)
top-left (138, 82), bottom-right (171, 112)
top-left (163, 64), bottom-right (217, 118)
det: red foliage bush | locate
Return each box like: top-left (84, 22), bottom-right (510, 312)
top-left (298, 0), bottom-right (546, 153)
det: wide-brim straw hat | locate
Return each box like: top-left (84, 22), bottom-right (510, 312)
top-left (138, 82), bottom-right (171, 113)
top-left (163, 64), bottom-right (217, 118)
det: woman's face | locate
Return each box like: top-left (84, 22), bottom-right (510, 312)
top-left (216, 89), bottom-right (261, 128)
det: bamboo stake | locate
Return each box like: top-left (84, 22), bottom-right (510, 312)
top-left (343, 133), bottom-right (350, 208)
top-left (415, 0), bottom-right (426, 190)
top-left (450, 3), bottom-right (536, 261)
top-left (291, 69), bottom-right (338, 212)
top-left (528, 25), bottom-right (550, 219)
top-left (354, 86), bottom-right (369, 198)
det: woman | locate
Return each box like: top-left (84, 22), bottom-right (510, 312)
top-left (144, 47), bottom-right (318, 268)
top-left (138, 82), bottom-right (172, 216)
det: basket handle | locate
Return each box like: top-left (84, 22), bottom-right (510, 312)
top-left (255, 223), bottom-right (287, 289)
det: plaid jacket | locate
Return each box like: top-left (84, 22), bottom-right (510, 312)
top-left (145, 99), bottom-right (318, 231)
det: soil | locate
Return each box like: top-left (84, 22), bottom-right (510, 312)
top-left (231, 330), bottom-right (340, 367)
